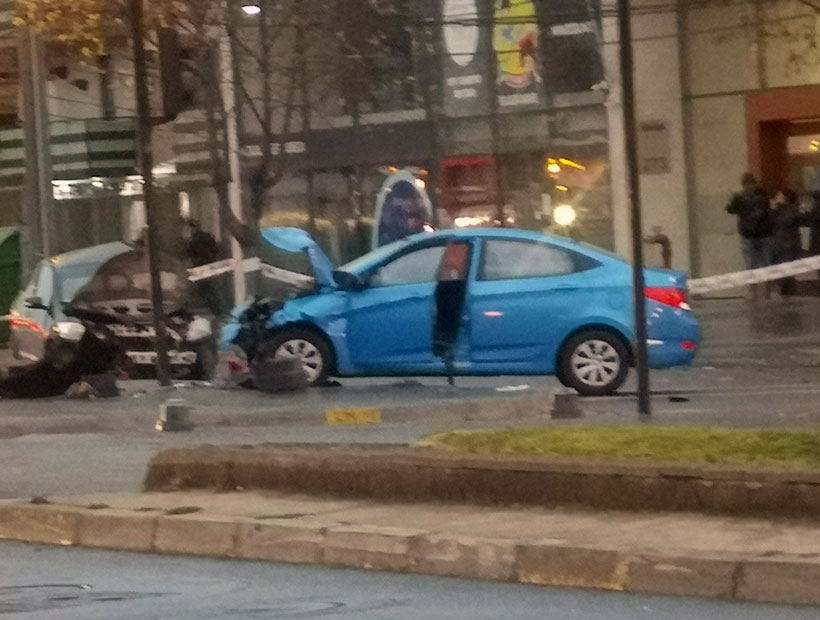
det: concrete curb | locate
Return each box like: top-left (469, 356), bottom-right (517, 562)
top-left (0, 391), bottom-right (552, 438)
top-left (143, 445), bottom-right (820, 518)
top-left (1, 501), bottom-right (819, 606)
top-left (198, 391), bottom-right (553, 427)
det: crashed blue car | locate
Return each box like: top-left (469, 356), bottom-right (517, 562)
top-left (221, 227), bottom-right (699, 396)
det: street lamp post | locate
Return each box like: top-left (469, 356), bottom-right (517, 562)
top-left (129, 0), bottom-right (172, 387)
top-left (617, 0), bottom-right (651, 416)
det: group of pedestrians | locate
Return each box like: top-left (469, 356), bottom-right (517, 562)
top-left (727, 172), bottom-right (820, 300)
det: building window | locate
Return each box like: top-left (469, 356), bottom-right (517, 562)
top-left (336, 0), bottom-right (418, 114)
top-left (539, 0), bottom-right (602, 94)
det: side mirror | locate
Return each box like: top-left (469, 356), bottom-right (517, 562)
top-left (333, 270), bottom-right (364, 292)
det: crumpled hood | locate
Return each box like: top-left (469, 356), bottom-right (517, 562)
top-left (260, 227), bottom-right (336, 291)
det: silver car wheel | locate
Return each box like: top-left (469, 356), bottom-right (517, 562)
top-left (274, 338), bottom-right (323, 383)
top-left (570, 339), bottom-right (621, 387)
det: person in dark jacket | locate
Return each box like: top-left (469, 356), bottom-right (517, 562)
top-left (727, 172), bottom-right (774, 300)
top-left (770, 188), bottom-right (802, 297)
top-left (807, 191), bottom-right (820, 258)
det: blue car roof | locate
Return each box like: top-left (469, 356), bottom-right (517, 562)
top-left (338, 228), bottom-right (627, 276)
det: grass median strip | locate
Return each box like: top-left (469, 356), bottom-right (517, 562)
top-left (418, 426), bottom-right (820, 468)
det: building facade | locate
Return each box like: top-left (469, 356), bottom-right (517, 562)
top-left (6, 0), bottom-right (819, 278)
top-left (172, 0), bottom-right (614, 263)
top-left (612, 0), bottom-right (820, 277)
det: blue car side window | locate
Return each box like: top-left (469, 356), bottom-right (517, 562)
top-left (479, 240), bottom-right (597, 281)
top-left (368, 245), bottom-right (446, 287)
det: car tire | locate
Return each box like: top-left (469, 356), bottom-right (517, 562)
top-left (558, 330), bottom-right (629, 396)
top-left (257, 328), bottom-right (331, 387)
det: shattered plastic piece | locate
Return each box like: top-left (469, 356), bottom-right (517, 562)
top-left (65, 381), bottom-right (97, 400)
top-left (495, 384), bottom-right (531, 392)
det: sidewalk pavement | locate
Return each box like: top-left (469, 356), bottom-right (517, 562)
top-left (2, 489), bottom-right (820, 606)
top-left (695, 297), bottom-right (820, 368)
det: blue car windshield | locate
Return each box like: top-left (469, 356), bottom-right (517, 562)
top-left (337, 238), bottom-right (411, 275)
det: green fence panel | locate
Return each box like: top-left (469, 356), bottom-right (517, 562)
top-left (0, 227), bottom-right (21, 345)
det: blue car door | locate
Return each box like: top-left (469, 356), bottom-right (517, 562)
top-left (345, 241), bottom-right (448, 370)
top-left (468, 238), bottom-right (597, 371)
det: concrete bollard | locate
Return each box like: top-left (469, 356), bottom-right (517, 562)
top-left (156, 399), bottom-right (193, 431)
top-left (550, 390), bottom-right (584, 419)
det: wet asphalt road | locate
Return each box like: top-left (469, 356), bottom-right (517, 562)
top-left (2, 299), bottom-right (820, 616)
top-left (3, 298), bottom-right (820, 498)
top-left (2, 543), bottom-right (818, 620)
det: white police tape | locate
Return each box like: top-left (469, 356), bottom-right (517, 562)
top-left (187, 257), bottom-right (316, 289)
top-left (259, 264), bottom-right (315, 289)
top-left (688, 254), bottom-right (820, 295)
top-left (187, 252), bottom-right (819, 296)
top-left (187, 258), bottom-right (253, 282)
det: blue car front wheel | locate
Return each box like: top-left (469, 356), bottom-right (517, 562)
top-left (257, 328), bottom-right (331, 387)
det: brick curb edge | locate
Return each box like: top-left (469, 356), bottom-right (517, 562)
top-left (1, 503), bottom-right (818, 607)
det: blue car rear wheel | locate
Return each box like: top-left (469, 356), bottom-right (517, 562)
top-left (558, 330), bottom-right (629, 396)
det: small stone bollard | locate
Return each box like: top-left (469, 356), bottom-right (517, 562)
top-left (550, 389), bottom-right (584, 419)
top-left (156, 399), bottom-right (193, 431)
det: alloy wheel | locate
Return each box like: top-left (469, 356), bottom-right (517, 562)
top-left (274, 338), bottom-right (323, 383)
top-left (570, 339), bottom-right (622, 388)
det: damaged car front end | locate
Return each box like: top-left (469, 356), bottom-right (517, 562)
top-left (219, 228), bottom-right (340, 391)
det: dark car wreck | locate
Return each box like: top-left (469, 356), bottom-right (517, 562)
top-left (2, 242), bottom-right (217, 398)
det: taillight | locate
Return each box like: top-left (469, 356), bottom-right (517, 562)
top-left (645, 286), bottom-right (690, 310)
top-left (8, 316), bottom-right (47, 337)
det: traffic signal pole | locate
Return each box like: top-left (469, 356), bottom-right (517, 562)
top-left (129, 0), bottom-right (172, 387)
top-left (618, 0), bottom-right (651, 416)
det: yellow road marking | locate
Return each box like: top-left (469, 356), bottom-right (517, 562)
top-left (324, 408), bottom-right (382, 426)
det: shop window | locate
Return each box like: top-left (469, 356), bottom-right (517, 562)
top-left (440, 157), bottom-right (498, 215)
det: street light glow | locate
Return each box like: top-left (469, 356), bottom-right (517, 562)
top-left (553, 204), bottom-right (576, 227)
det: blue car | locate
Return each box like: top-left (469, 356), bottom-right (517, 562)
top-left (221, 228), bottom-right (699, 396)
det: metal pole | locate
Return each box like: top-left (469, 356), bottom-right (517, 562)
top-left (24, 30), bottom-right (53, 258)
top-left (617, 0), bottom-right (651, 416)
top-left (220, 2), bottom-right (246, 306)
top-left (486, 8), bottom-right (505, 225)
top-left (129, 0), bottom-right (172, 386)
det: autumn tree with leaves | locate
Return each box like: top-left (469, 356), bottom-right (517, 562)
top-left (14, 0), bottom-right (422, 252)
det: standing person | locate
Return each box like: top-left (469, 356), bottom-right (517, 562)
top-left (770, 188), bottom-right (802, 297)
top-left (726, 173), bottom-right (774, 300)
top-left (806, 191), bottom-right (820, 259)
top-left (185, 219), bottom-right (226, 317)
